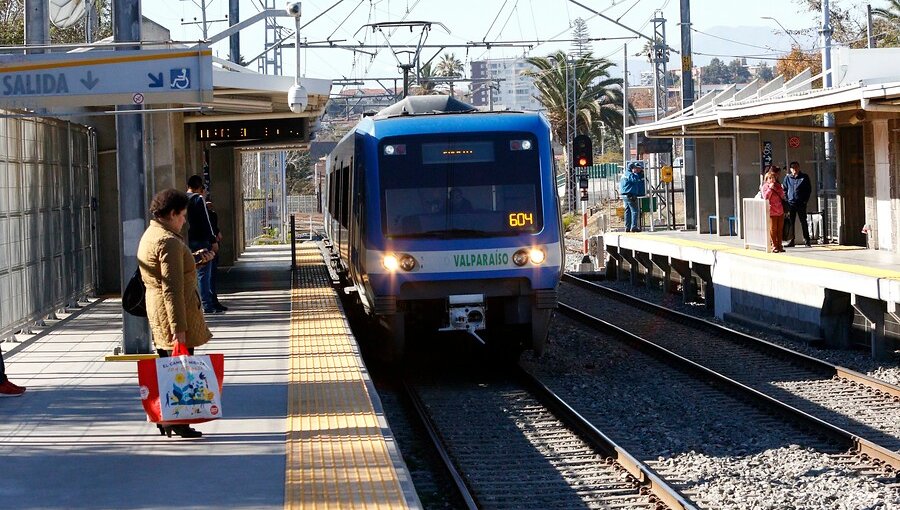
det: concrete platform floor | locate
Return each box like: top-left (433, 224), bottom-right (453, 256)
top-left (0, 245), bottom-right (296, 510)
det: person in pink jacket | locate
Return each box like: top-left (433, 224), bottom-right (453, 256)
top-left (761, 169), bottom-right (786, 252)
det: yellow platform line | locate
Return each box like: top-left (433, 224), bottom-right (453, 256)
top-left (628, 232), bottom-right (900, 280)
top-left (285, 245), bottom-right (408, 509)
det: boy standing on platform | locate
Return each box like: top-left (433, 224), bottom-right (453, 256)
top-left (783, 161), bottom-right (812, 247)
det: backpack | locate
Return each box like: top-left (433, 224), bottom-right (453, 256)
top-left (122, 267), bottom-right (147, 317)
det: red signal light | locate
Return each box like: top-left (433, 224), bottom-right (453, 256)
top-left (578, 157), bottom-right (588, 166)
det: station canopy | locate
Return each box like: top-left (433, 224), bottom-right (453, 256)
top-left (627, 47), bottom-right (900, 137)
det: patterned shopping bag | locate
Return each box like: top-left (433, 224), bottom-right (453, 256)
top-left (138, 344), bottom-right (224, 425)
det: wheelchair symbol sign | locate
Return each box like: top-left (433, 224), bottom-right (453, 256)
top-left (170, 68), bottom-right (191, 90)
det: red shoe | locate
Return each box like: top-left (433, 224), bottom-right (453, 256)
top-left (0, 380), bottom-right (26, 397)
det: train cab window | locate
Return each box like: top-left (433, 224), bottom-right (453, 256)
top-left (379, 132), bottom-right (543, 238)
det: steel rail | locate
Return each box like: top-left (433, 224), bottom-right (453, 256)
top-left (562, 274), bottom-right (900, 399)
top-left (513, 366), bottom-right (698, 510)
top-left (402, 380), bottom-right (479, 510)
top-left (557, 300), bottom-right (900, 471)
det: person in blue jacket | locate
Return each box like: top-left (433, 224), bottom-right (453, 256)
top-left (782, 161), bottom-right (812, 247)
top-left (619, 161), bottom-right (646, 232)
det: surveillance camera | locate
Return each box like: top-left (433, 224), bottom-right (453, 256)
top-left (285, 1), bottom-right (301, 17)
top-left (288, 83), bottom-right (308, 113)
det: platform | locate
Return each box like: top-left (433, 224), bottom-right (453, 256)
top-left (0, 244), bottom-right (419, 509)
top-left (603, 230), bottom-right (900, 359)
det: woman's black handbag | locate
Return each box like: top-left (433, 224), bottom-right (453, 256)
top-left (122, 268), bottom-right (147, 317)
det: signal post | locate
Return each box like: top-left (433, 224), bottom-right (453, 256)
top-left (573, 135), bottom-right (593, 271)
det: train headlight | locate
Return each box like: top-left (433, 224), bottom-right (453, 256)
top-left (383, 254), bottom-right (400, 271)
top-left (383, 144), bottom-right (406, 156)
top-left (399, 254), bottom-right (417, 271)
top-left (529, 248), bottom-right (546, 265)
top-left (383, 253), bottom-right (417, 272)
top-left (513, 249), bottom-right (529, 266)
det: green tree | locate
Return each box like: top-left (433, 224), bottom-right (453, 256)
top-left (413, 61), bottom-right (438, 95)
top-left (701, 58), bottom-right (731, 84)
top-left (872, 0), bottom-right (900, 47)
top-left (570, 18), bottom-right (591, 57)
top-left (523, 51), bottom-right (631, 208)
top-left (0, 0), bottom-right (111, 46)
top-left (792, 0), bottom-right (871, 48)
top-left (435, 52), bottom-right (463, 77)
top-left (285, 151), bottom-right (313, 195)
top-left (727, 59), bottom-right (751, 83)
top-left (757, 62), bottom-right (775, 82)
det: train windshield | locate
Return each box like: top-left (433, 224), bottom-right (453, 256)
top-left (379, 133), bottom-right (543, 238)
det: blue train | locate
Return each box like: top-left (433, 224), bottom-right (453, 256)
top-left (323, 96), bottom-right (563, 360)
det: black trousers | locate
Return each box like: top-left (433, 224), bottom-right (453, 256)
top-left (786, 203), bottom-right (810, 243)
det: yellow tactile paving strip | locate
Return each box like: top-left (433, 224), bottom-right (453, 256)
top-left (627, 232), bottom-right (900, 281)
top-left (285, 245), bottom-right (409, 509)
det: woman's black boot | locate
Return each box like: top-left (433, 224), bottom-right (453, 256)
top-left (170, 424), bottom-right (202, 438)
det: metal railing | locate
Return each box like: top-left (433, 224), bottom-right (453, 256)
top-left (742, 198), bottom-right (770, 251)
top-left (0, 115), bottom-right (97, 340)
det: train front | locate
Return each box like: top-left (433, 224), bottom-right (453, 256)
top-left (362, 113), bottom-right (562, 357)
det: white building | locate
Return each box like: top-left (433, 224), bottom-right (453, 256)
top-left (469, 58), bottom-right (542, 111)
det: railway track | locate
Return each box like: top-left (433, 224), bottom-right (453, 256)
top-left (401, 366), bottom-right (694, 510)
top-left (524, 309), bottom-right (899, 507)
top-left (560, 274), bottom-right (900, 471)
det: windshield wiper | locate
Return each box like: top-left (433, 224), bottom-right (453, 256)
top-left (392, 229), bottom-right (492, 239)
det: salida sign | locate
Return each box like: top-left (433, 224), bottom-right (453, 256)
top-left (0, 48), bottom-right (212, 109)
top-left (2, 73), bottom-right (72, 96)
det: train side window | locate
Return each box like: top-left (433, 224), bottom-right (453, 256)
top-left (340, 163), bottom-right (351, 228)
top-left (329, 169), bottom-right (338, 217)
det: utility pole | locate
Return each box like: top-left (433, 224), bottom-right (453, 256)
top-left (821, 0), bottom-right (835, 242)
top-left (622, 44), bottom-right (629, 179)
top-left (229, 0), bottom-right (240, 63)
top-left (24, 0), bottom-right (49, 54)
top-left (114, 0), bottom-right (152, 355)
top-left (680, 0), bottom-right (697, 229)
top-left (867, 4), bottom-right (875, 49)
top-left (181, 0), bottom-right (228, 40)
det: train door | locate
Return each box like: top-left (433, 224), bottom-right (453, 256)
top-left (349, 144), bottom-right (366, 283)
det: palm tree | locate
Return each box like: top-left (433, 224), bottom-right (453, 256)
top-left (413, 61), bottom-right (438, 95)
top-left (873, 0), bottom-right (900, 47)
top-left (524, 51), bottom-right (632, 210)
top-left (435, 52), bottom-right (464, 77)
top-left (524, 50), bottom-right (632, 145)
top-left (435, 53), bottom-right (464, 97)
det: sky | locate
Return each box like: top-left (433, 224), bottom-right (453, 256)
top-left (139, 0), bottom-right (885, 86)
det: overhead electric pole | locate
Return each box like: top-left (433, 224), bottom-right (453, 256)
top-left (114, 0), bottom-right (152, 355)
top-left (680, 0), bottom-right (697, 229)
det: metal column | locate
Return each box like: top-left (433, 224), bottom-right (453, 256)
top-left (680, 0), bottom-right (697, 229)
top-left (24, 0), bottom-right (49, 54)
top-left (114, 0), bottom-right (151, 354)
top-left (229, 0), bottom-right (241, 63)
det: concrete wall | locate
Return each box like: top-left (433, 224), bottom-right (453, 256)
top-left (713, 252), bottom-right (825, 336)
top-left (207, 147), bottom-right (239, 266)
top-left (695, 139), bottom-right (718, 233)
top-left (147, 111), bottom-right (187, 194)
top-left (89, 111), bottom-right (193, 294)
top-left (865, 118), bottom-right (900, 253)
top-left (713, 140), bottom-right (734, 236)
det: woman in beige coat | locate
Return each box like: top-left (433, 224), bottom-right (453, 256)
top-left (138, 189), bottom-right (215, 438)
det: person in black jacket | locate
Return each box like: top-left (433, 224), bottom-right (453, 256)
top-left (783, 161), bottom-right (812, 247)
top-left (205, 201), bottom-right (227, 311)
top-left (186, 175), bottom-right (224, 313)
